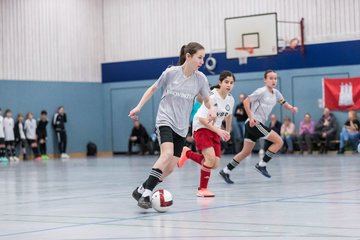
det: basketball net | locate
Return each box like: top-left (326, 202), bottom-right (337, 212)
top-left (235, 47), bottom-right (254, 65)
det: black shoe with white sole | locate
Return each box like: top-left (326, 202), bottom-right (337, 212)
top-left (255, 163), bottom-right (271, 178)
top-left (219, 170), bottom-right (234, 184)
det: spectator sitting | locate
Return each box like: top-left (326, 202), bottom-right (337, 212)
top-left (297, 113), bottom-right (315, 154)
top-left (338, 110), bottom-right (360, 154)
top-left (128, 120), bottom-right (149, 155)
top-left (280, 116), bottom-right (296, 153)
top-left (259, 114), bottom-right (282, 155)
top-left (313, 108), bottom-right (338, 154)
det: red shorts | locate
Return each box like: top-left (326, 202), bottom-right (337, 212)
top-left (193, 128), bottom-right (221, 158)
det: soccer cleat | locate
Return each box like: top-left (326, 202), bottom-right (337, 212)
top-left (197, 188), bottom-right (215, 198)
top-left (0, 157), bottom-right (8, 162)
top-left (132, 188), bottom-right (142, 202)
top-left (13, 156), bottom-right (19, 161)
top-left (42, 155), bottom-right (49, 160)
top-left (9, 157), bottom-right (14, 161)
top-left (177, 146), bottom-right (190, 168)
top-left (219, 169), bottom-right (234, 184)
top-left (255, 163), bottom-right (271, 178)
top-left (35, 156), bottom-right (42, 161)
top-left (137, 196), bottom-right (152, 209)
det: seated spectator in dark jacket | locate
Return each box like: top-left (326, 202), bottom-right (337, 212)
top-left (128, 120), bottom-right (149, 155)
top-left (297, 113), bottom-right (315, 154)
top-left (313, 108), bottom-right (338, 153)
top-left (338, 110), bottom-right (360, 154)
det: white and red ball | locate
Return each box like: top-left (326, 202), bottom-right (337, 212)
top-left (151, 189), bottom-right (173, 213)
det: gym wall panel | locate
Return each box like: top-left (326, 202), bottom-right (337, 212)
top-left (0, 0), bottom-right (104, 82)
top-left (102, 80), bottom-right (161, 152)
top-left (0, 80), bottom-right (104, 154)
top-left (103, 0), bottom-right (360, 62)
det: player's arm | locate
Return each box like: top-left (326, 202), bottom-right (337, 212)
top-left (225, 114), bottom-right (232, 133)
top-left (283, 102), bottom-right (298, 113)
top-left (203, 97), bottom-right (217, 122)
top-left (243, 97), bottom-right (256, 127)
top-left (129, 84), bottom-right (157, 120)
top-left (199, 117), bottom-right (230, 142)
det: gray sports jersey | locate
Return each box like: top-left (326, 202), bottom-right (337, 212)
top-left (248, 86), bottom-right (285, 124)
top-left (154, 66), bottom-right (210, 137)
top-left (24, 119), bottom-right (37, 140)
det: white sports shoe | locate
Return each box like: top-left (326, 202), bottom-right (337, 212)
top-left (61, 153), bottom-right (70, 159)
top-left (9, 157), bottom-right (14, 161)
top-left (13, 156), bottom-right (20, 161)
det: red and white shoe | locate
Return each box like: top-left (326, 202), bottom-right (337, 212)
top-left (177, 146), bottom-right (190, 168)
top-left (196, 188), bottom-right (215, 198)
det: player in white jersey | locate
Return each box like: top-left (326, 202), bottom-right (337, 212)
top-left (0, 108), bottom-right (7, 162)
top-left (129, 42), bottom-right (216, 209)
top-left (4, 109), bottom-right (18, 161)
top-left (24, 112), bottom-right (42, 161)
top-left (220, 70), bottom-right (298, 182)
top-left (177, 71), bottom-right (235, 197)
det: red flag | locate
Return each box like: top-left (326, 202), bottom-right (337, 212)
top-left (323, 77), bottom-right (360, 111)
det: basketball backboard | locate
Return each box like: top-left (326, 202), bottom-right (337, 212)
top-left (225, 13), bottom-right (278, 59)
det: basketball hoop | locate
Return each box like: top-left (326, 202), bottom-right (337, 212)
top-left (234, 47), bottom-right (254, 65)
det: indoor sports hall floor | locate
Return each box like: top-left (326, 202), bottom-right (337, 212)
top-left (0, 153), bottom-right (359, 239)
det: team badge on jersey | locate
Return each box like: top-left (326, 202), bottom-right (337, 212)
top-left (225, 104), bottom-right (230, 111)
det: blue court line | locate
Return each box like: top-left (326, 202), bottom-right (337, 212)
top-left (1, 187), bottom-right (360, 237)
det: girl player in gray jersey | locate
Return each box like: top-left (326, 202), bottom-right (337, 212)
top-left (129, 42), bottom-right (216, 209)
top-left (219, 70), bottom-right (298, 182)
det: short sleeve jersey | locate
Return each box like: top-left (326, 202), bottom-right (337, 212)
top-left (4, 117), bottom-right (15, 141)
top-left (25, 119), bottom-right (37, 140)
top-left (193, 89), bottom-right (234, 132)
top-left (154, 66), bottom-right (210, 137)
top-left (0, 116), bottom-right (4, 138)
top-left (248, 86), bottom-right (285, 124)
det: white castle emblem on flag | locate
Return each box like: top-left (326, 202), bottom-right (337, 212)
top-left (338, 83), bottom-right (354, 106)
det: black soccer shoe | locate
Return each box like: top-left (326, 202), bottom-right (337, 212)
top-left (219, 170), bottom-right (234, 184)
top-left (132, 188), bottom-right (142, 202)
top-left (138, 196), bottom-right (152, 209)
top-left (255, 163), bottom-right (271, 178)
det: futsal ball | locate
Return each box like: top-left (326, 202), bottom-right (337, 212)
top-left (151, 189), bottom-right (173, 213)
top-left (357, 143), bottom-right (360, 153)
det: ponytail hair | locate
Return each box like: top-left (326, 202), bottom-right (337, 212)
top-left (178, 42), bottom-right (205, 65)
top-left (210, 85), bottom-right (220, 90)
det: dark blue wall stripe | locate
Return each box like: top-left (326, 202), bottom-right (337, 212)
top-left (102, 40), bottom-right (360, 83)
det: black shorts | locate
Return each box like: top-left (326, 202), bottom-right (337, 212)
top-left (0, 138), bottom-right (5, 145)
top-left (15, 139), bottom-right (26, 147)
top-left (27, 139), bottom-right (37, 145)
top-left (244, 121), bottom-right (271, 142)
top-left (156, 126), bottom-right (186, 157)
top-left (5, 140), bottom-right (14, 146)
